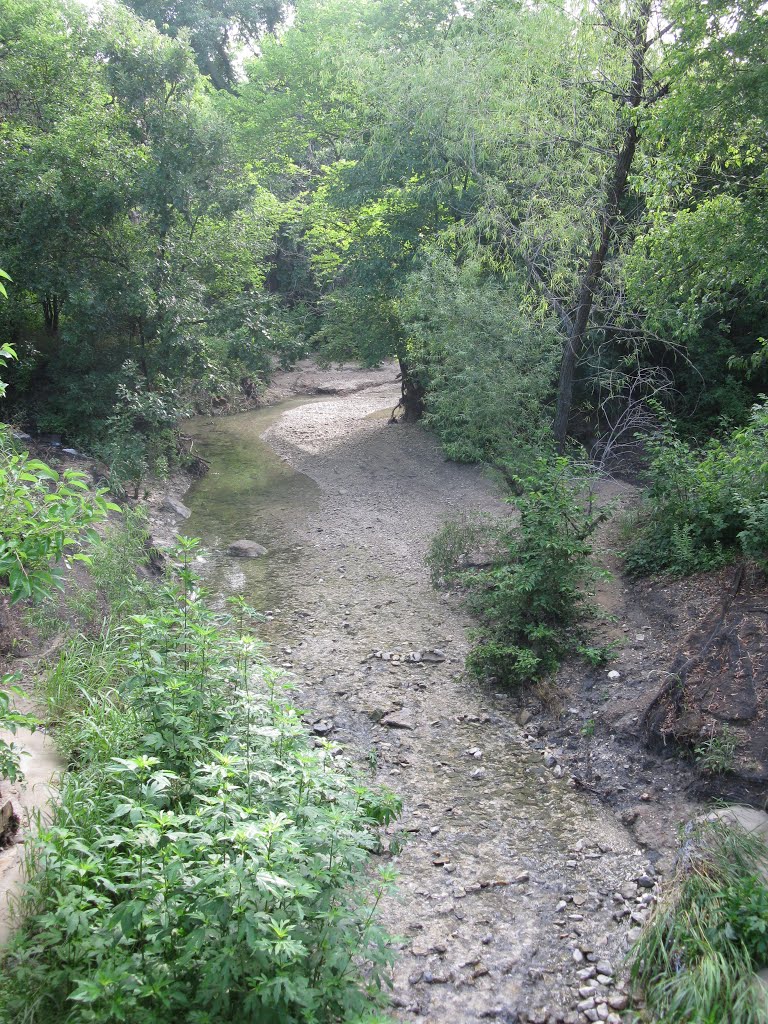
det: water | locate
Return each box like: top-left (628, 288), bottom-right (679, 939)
top-left (182, 399), bottom-right (320, 609)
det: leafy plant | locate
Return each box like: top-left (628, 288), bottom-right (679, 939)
top-left (0, 438), bottom-right (120, 604)
top-left (430, 457), bottom-right (610, 687)
top-left (625, 404), bottom-right (768, 577)
top-left (0, 673), bottom-right (38, 787)
top-left (0, 550), bottom-right (399, 1023)
top-left (630, 819), bottom-right (768, 1024)
top-left (695, 726), bottom-right (737, 775)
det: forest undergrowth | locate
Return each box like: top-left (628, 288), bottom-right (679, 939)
top-left (0, 526), bottom-right (399, 1024)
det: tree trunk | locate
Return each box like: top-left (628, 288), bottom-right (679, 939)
top-left (42, 293), bottom-right (60, 336)
top-left (553, 3), bottom-right (651, 449)
top-left (397, 354), bottom-right (425, 423)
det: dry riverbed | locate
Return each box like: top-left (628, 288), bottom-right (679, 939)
top-left (162, 365), bottom-right (666, 1024)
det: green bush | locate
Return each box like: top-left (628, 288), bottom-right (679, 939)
top-left (625, 403), bottom-right (768, 576)
top-left (0, 545), bottom-right (398, 1024)
top-left (430, 458), bottom-right (610, 687)
top-left (630, 820), bottom-right (768, 1024)
top-left (402, 254), bottom-right (559, 464)
top-left (0, 433), bottom-right (119, 604)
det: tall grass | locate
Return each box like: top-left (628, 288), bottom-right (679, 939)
top-left (630, 820), bottom-right (768, 1024)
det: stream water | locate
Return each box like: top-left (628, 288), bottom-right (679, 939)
top-left (179, 383), bottom-right (648, 1024)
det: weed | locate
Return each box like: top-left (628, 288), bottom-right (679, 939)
top-left (695, 726), bottom-right (738, 775)
top-left (630, 819), bottom-right (768, 1024)
top-left (429, 457), bottom-right (609, 688)
top-left (0, 554), bottom-right (399, 1023)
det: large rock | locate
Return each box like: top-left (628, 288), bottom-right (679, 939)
top-left (227, 539), bottom-right (268, 558)
top-left (162, 497), bottom-right (191, 519)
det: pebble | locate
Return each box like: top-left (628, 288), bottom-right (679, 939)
top-left (423, 970), bottom-right (451, 984)
top-left (607, 670), bottom-right (621, 680)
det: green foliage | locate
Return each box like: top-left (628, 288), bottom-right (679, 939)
top-left (430, 458), bottom-right (610, 687)
top-left (625, 403), bottom-right (768, 576)
top-left (0, 435), bottom-right (119, 604)
top-left (403, 254), bottom-right (560, 463)
top-left (694, 727), bottom-right (738, 776)
top-left (630, 819), bottom-right (768, 1024)
top-left (0, 551), bottom-right (398, 1023)
top-left (0, 675), bottom-right (38, 787)
top-left (125, 0), bottom-right (285, 90)
top-left (0, 0), bottom-right (282, 471)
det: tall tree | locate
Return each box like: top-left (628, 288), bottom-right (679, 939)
top-left (125, 0), bottom-right (286, 89)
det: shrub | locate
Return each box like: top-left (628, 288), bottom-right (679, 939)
top-left (625, 403), bottom-right (768, 576)
top-left (402, 253), bottom-right (559, 464)
top-left (0, 433), bottom-right (118, 604)
top-left (430, 458), bottom-right (610, 687)
top-left (630, 819), bottom-right (768, 1024)
top-left (0, 546), bottom-right (398, 1024)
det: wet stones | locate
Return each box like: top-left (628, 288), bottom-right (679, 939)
top-left (227, 539), bottom-right (268, 557)
top-left (162, 496), bottom-right (191, 519)
top-left (380, 712), bottom-right (416, 730)
top-left (367, 647), bottom-right (448, 664)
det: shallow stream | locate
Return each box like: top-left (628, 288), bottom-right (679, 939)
top-left (180, 382), bottom-right (646, 1023)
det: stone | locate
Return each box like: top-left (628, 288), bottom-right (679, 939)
top-left (607, 670), bottom-right (621, 680)
top-left (636, 874), bottom-right (655, 889)
top-left (553, 764), bottom-right (564, 779)
top-left (380, 713), bottom-right (416, 730)
top-left (0, 799), bottom-right (19, 842)
top-left (227, 539), bottom-right (268, 558)
top-left (162, 496), bottom-right (191, 519)
top-left (312, 720), bottom-right (334, 736)
top-left (607, 994), bottom-right (629, 1011)
top-left (543, 752), bottom-right (558, 768)
top-left (595, 960), bottom-right (613, 976)
top-left (421, 649), bottom-right (446, 663)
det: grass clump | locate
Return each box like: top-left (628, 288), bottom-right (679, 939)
top-left (428, 457), bottom-right (611, 688)
top-left (0, 543), bottom-right (399, 1024)
top-left (630, 819), bottom-right (768, 1024)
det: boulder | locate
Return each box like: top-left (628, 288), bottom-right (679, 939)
top-left (162, 497), bottom-right (191, 519)
top-left (227, 539), bottom-right (268, 558)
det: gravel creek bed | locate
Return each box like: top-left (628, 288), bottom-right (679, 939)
top-left (154, 369), bottom-right (662, 1024)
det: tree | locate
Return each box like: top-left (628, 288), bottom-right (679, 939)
top-left (0, 0), bottom-right (281, 462)
top-left (125, 0), bottom-right (286, 90)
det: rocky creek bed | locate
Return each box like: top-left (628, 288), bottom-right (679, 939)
top-left (153, 366), bottom-right (666, 1024)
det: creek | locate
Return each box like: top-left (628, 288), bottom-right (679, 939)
top-left (181, 378), bottom-right (646, 1023)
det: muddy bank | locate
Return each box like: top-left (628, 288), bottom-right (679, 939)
top-left (179, 374), bottom-right (660, 1023)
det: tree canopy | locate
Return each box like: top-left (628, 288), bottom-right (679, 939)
top-left (0, 0), bottom-right (765, 465)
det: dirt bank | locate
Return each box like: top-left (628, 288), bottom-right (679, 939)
top-left (179, 370), bottom-right (664, 1024)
